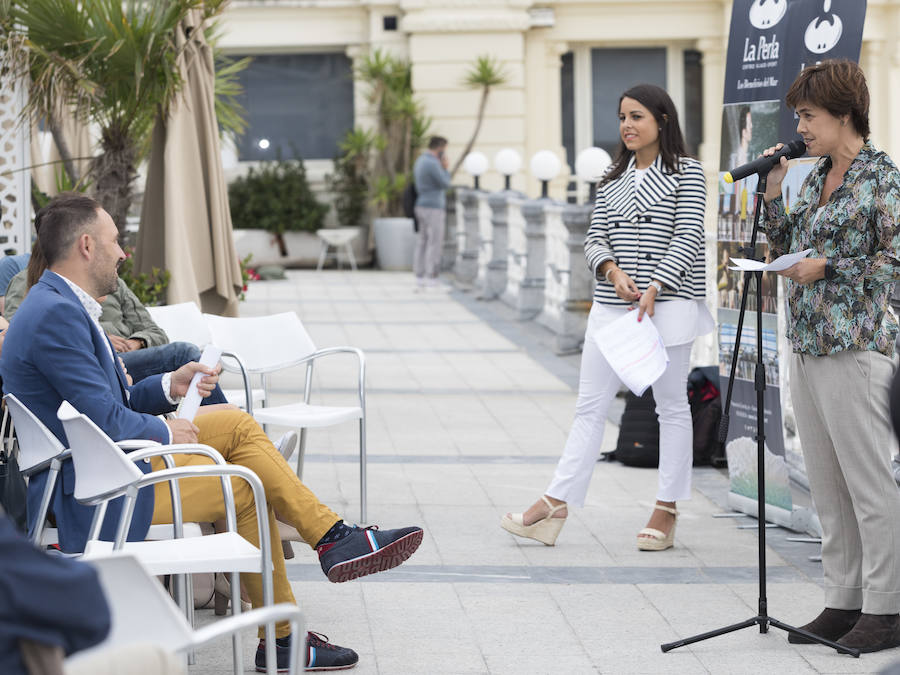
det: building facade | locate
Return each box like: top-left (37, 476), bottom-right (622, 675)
top-left (219, 0), bottom-right (900, 214)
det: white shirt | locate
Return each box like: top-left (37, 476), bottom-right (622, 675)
top-left (591, 298), bottom-right (715, 347)
top-left (633, 167), bottom-right (648, 190)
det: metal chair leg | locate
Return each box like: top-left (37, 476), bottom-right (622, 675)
top-left (359, 417), bottom-right (367, 524)
top-left (346, 243), bottom-right (358, 271)
top-left (316, 242), bottom-right (328, 271)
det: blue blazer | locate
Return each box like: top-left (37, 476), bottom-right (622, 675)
top-left (0, 271), bottom-right (175, 552)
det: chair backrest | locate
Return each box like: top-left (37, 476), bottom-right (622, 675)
top-left (145, 301), bottom-right (212, 347)
top-left (56, 401), bottom-right (143, 502)
top-left (4, 393), bottom-right (66, 472)
top-left (84, 554), bottom-right (193, 654)
top-left (203, 312), bottom-right (317, 373)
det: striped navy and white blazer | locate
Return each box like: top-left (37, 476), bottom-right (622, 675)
top-left (585, 154), bottom-right (707, 306)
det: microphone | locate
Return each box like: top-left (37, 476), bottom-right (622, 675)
top-left (723, 139), bottom-right (806, 183)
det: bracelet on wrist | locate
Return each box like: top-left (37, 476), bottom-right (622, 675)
top-left (649, 280), bottom-right (663, 294)
top-left (604, 267), bottom-right (616, 283)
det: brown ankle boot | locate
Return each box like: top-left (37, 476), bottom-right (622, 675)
top-left (788, 607), bottom-right (861, 644)
top-left (837, 613), bottom-right (900, 653)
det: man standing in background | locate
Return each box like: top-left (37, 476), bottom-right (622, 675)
top-left (412, 136), bottom-right (451, 288)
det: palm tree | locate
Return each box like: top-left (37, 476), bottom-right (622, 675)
top-left (3, 0), bottom-right (230, 230)
top-left (356, 49), bottom-right (430, 218)
top-left (449, 55), bottom-right (508, 179)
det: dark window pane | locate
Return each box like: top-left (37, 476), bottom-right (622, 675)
top-left (683, 50), bottom-right (703, 157)
top-left (560, 51), bottom-right (575, 169)
top-left (234, 53), bottom-right (354, 161)
top-left (591, 48), bottom-right (666, 156)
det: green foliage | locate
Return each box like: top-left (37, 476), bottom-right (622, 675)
top-left (118, 246), bottom-right (170, 306)
top-left (328, 128), bottom-right (373, 227)
top-left (228, 157), bottom-right (329, 238)
top-left (462, 55), bottom-right (508, 89)
top-left (5, 0), bottom-right (239, 228)
top-left (451, 54), bottom-right (509, 178)
top-left (355, 49), bottom-right (430, 217)
top-left (237, 253), bottom-right (257, 302)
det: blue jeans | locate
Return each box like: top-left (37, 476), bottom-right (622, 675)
top-left (120, 341), bottom-right (228, 405)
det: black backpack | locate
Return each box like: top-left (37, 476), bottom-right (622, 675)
top-left (687, 367), bottom-right (724, 467)
top-left (610, 388), bottom-right (660, 468)
top-left (402, 182), bottom-right (419, 232)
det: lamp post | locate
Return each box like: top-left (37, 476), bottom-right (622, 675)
top-left (493, 148), bottom-right (522, 191)
top-left (530, 150), bottom-right (562, 199)
top-left (575, 147), bottom-right (612, 204)
top-left (463, 152), bottom-right (489, 190)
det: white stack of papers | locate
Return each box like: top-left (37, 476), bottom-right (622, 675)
top-left (728, 248), bottom-right (813, 272)
top-left (176, 344), bottom-right (223, 421)
top-left (593, 311), bottom-right (669, 396)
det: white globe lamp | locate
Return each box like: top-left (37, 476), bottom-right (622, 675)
top-left (462, 151), bottom-right (489, 189)
top-left (575, 147), bottom-right (612, 203)
top-left (493, 148), bottom-right (522, 191)
top-left (530, 150), bottom-right (562, 198)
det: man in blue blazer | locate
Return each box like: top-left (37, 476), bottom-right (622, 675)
top-left (0, 193), bottom-right (423, 672)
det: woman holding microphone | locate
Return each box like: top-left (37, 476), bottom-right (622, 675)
top-left (762, 59), bottom-right (900, 652)
top-left (501, 84), bottom-right (712, 551)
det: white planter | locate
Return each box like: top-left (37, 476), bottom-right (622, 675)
top-left (373, 217), bottom-right (416, 271)
top-left (232, 229), bottom-right (279, 265)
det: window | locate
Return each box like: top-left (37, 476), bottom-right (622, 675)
top-left (233, 53), bottom-right (354, 161)
top-left (590, 48), bottom-right (667, 156)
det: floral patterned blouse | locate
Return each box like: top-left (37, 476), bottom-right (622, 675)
top-left (763, 142), bottom-right (900, 357)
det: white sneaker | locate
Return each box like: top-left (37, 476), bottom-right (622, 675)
top-left (274, 431), bottom-right (298, 462)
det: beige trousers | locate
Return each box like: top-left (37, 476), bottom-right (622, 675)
top-left (790, 350), bottom-right (900, 614)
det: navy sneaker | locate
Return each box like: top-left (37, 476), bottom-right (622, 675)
top-left (318, 525), bottom-right (423, 583)
top-left (255, 632), bottom-right (359, 672)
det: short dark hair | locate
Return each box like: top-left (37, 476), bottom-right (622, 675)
top-left (739, 105), bottom-right (751, 134)
top-left (600, 84), bottom-right (688, 188)
top-left (35, 193), bottom-right (103, 267)
top-left (785, 59), bottom-right (870, 139)
top-left (428, 136), bottom-right (448, 150)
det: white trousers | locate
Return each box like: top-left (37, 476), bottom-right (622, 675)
top-left (546, 304), bottom-right (695, 506)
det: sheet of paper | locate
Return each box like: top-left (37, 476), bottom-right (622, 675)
top-left (728, 248), bottom-right (813, 272)
top-left (176, 344), bottom-right (223, 422)
top-left (593, 311), bottom-right (669, 396)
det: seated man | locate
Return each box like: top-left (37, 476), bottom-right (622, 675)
top-left (0, 193), bottom-right (424, 673)
top-left (4, 249), bottom-right (227, 403)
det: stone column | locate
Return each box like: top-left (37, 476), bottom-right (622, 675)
top-left (454, 188), bottom-right (480, 287)
top-left (554, 203), bottom-right (593, 353)
top-left (441, 190), bottom-right (458, 271)
top-left (511, 199), bottom-right (549, 319)
top-left (480, 191), bottom-right (514, 299)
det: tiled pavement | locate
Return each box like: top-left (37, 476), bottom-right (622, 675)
top-left (191, 270), bottom-right (900, 675)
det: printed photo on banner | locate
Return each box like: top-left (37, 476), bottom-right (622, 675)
top-left (718, 308), bottom-right (780, 387)
top-left (717, 101), bottom-right (779, 242)
top-left (716, 242), bottom-right (778, 314)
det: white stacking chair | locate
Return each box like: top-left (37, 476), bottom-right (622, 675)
top-left (203, 311), bottom-right (369, 523)
top-left (145, 301), bottom-right (265, 411)
top-left (56, 400), bottom-right (280, 675)
top-left (4, 394), bottom-right (203, 547)
top-left (4, 394), bottom-right (68, 546)
top-left (315, 227), bottom-right (360, 271)
top-left (66, 554), bottom-right (303, 675)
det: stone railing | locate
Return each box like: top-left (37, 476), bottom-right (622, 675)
top-left (449, 191), bottom-right (723, 361)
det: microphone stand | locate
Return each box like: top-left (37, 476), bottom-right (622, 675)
top-left (659, 170), bottom-right (859, 657)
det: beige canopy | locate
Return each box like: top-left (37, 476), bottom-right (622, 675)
top-left (136, 9), bottom-right (241, 316)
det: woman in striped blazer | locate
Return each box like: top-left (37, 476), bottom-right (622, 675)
top-left (502, 84), bottom-right (713, 550)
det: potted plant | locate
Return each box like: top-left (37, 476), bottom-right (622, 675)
top-left (228, 157), bottom-right (329, 264)
top-left (355, 49), bottom-right (430, 270)
top-left (326, 128), bottom-right (373, 265)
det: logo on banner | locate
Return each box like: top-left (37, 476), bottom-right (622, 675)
top-left (805, 0), bottom-right (843, 54)
top-left (748, 0), bottom-right (787, 29)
